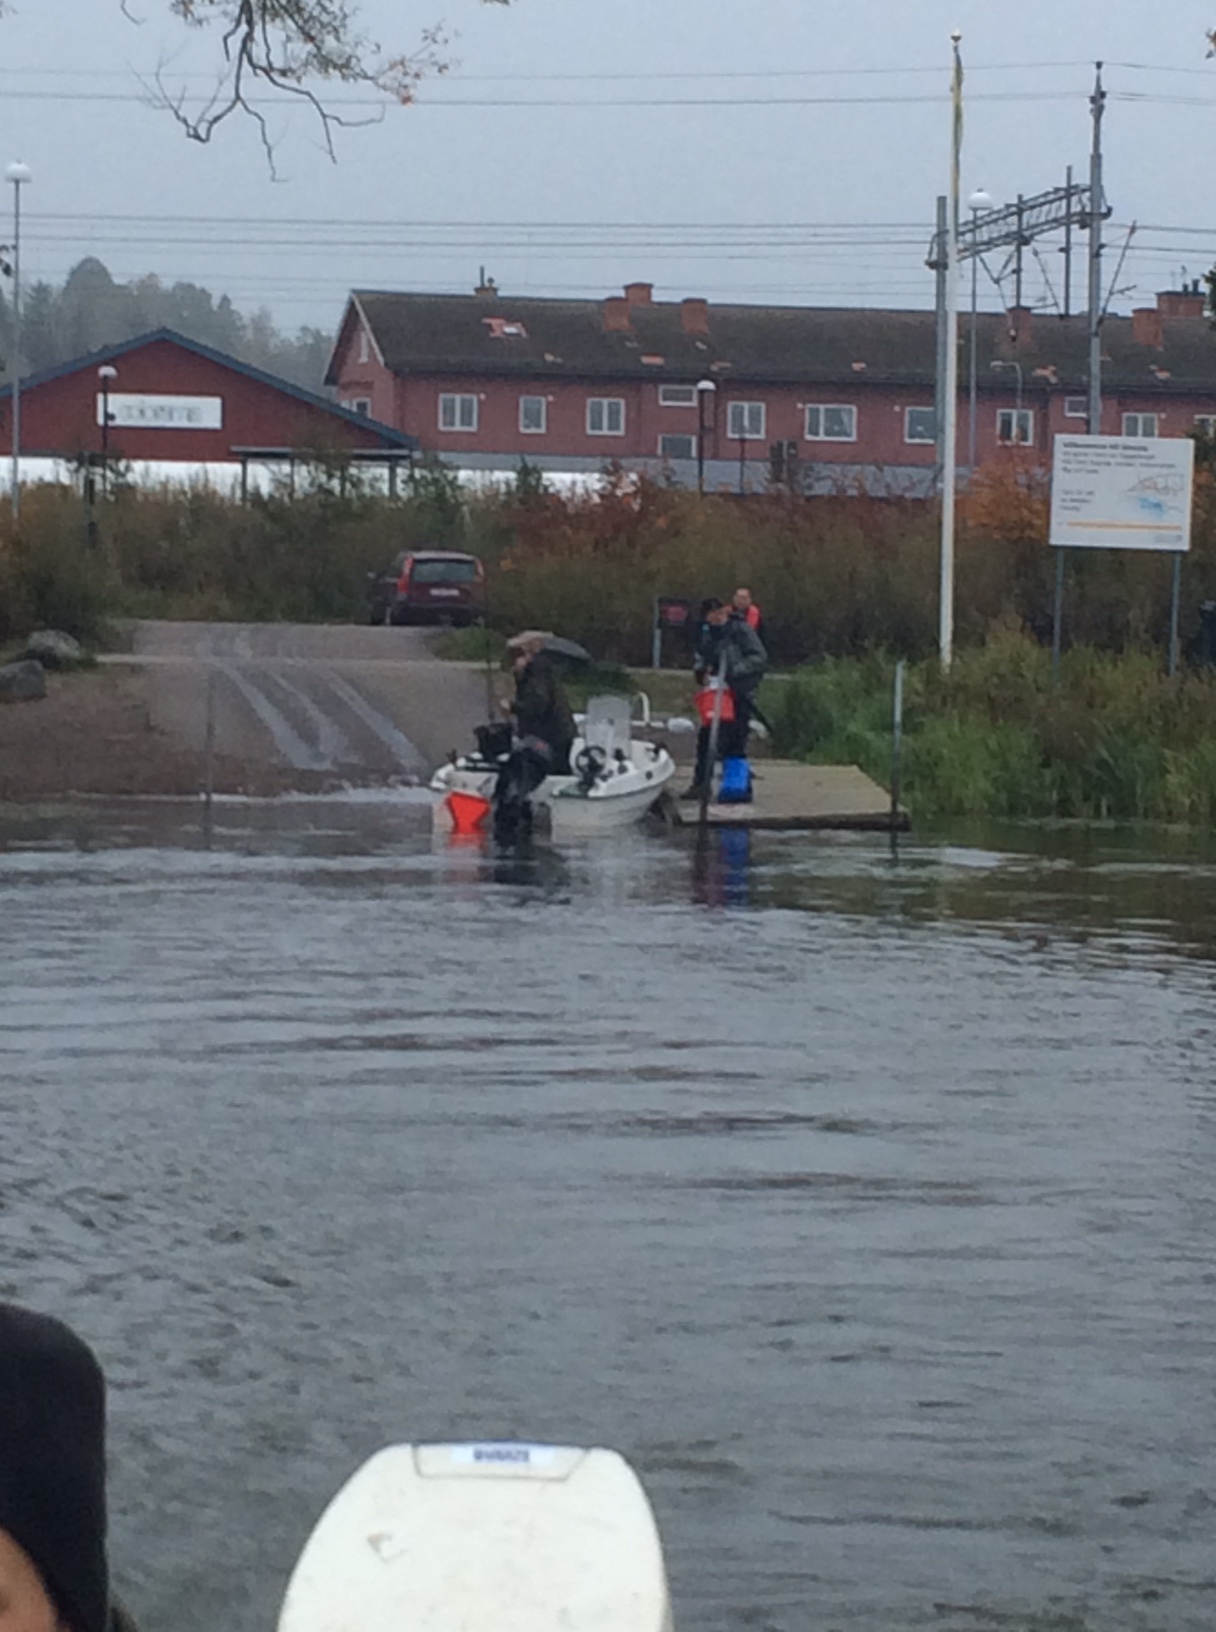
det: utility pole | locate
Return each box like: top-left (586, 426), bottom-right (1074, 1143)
top-left (1062, 165), bottom-right (1074, 319)
top-left (940, 32), bottom-right (963, 669)
top-left (932, 194), bottom-right (948, 493)
top-left (1088, 63), bottom-right (1106, 436)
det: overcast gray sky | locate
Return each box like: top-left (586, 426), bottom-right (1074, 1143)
top-left (2, 0), bottom-right (1215, 336)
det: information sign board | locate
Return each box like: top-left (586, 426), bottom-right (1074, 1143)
top-left (1050, 435), bottom-right (1194, 553)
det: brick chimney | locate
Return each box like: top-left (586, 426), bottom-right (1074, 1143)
top-left (1157, 288), bottom-right (1205, 319)
top-left (1132, 307), bottom-right (1164, 348)
top-left (624, 282), bottom-right (653, 306)
top-left (680, 297), bottom-right (710, 336)
top-left (603, 296), bottom-right (631, 333)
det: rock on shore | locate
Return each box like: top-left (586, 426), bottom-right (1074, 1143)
top-left (0, 660), bottom-right (48, 703)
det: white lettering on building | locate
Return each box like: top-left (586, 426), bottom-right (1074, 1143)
top-left (97, 394), bottom-right (224, 431)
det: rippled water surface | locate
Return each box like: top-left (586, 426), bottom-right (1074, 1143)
top-left (3, 798), bottom-right (1216, 1632)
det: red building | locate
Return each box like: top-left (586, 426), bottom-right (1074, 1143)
top-left (327, 282), bottom-right (1216, 492)
top-left (1, 329), bottom-right (415, 486)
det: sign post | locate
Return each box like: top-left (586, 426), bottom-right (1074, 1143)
top-left (1049, 434), bottom-right (1194, 677)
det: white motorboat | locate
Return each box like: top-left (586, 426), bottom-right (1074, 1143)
top-left (277, 1441), bottom-right (673, 1632)
top-left (431, 693), bottom-right (676, 837)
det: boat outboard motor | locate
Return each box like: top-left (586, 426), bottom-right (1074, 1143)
top-left (492, 737), bottom-right (552, 844)
top-left (277, 1441), bottom-right (674, 1632)
top-left (474, 720), bottom-right (514, 763)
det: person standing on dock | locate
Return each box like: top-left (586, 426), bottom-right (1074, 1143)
top-left (731, 587), bottom-right (762, 635)
top-left (681, 599), bottom-right (767, 798)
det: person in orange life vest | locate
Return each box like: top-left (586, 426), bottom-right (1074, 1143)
top-left (680, 599), bottom-right (767, 798)
top-left (731, 586), bottom-right (762, 634)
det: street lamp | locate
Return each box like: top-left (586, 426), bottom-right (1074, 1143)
top-left (695, 377), bottom-right (716, 496)
top-left (990, 358), bottom-right (1024, 444)
top-left (967, 187), bottom-right (993, 472)
top-left (5, 160), bottom-right (31, 524)
top-left (97, 365), bottom-right (117, 498)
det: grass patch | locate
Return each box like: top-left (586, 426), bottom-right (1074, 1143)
top-left (770, 634), bottom-right (1216, 823)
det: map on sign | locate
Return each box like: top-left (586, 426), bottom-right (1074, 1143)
top-left (1050, 435), bottom-right (1194, 553)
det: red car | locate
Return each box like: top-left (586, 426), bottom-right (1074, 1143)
top-left (368, 550), bottom-right (486, 627)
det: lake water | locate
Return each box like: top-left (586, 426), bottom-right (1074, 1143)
top-left (2, 797), bottom-right (1215, 1632)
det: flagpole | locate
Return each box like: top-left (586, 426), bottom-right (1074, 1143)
top-left (940, 30), bottom-right (963, 669)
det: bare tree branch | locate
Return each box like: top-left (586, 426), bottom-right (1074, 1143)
top-left (131, 1), bottom-right (510, 156)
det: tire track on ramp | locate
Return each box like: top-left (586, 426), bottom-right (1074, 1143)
top-left (217, 664), bottom-right (332, 771)
top-left (323, 671), bottom-right (425, 774)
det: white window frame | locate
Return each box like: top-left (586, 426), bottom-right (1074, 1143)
top-left (904, 406), bottom-right (936, 445)
top-left (727, 401), bottom-right (766, 441)
top-left (1195, 415), bottom-right (1216, 437)
top-left (1123, 412), bottom-right (1159, 438)
top-left (519, 395), bottom-right (547, 435)
top-left (658, 385), bottom-right (698, 408)
top-left (1064, 396), bottom-right (1088, 419)
top-left (997, 408), bottom-right (1035, 445)
top-left (350, 398), bottom-right (372, 418)
top-left (658, 433), bottom-right (697, 461)
top-left (587, 397), bottom-right (625, 436)
top-left (804, 403), bottom-right (857, 442)
top-left (439, 393), bottom-right (478, 433)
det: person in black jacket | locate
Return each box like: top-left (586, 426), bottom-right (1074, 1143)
top-left (493, 633), bottom-right (577, 840)
top-left (682, 600), bottom-right (768, 796)
top-left (503, 634), bottom-right (576, 775)
top-left (0, 1303), bottom-right (115, 1632)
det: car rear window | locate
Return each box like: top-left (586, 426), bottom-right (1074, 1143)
top-left (410, 558), bottom-right (480, 585)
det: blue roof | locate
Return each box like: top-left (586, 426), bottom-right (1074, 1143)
top-left (0, 327), bottom-right (417, 451)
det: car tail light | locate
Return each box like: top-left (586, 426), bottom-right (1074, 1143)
top-left (397, 559), bottom-right (412, 593)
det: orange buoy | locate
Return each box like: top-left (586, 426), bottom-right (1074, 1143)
top-left (445, 789), bottom-right (491, 833)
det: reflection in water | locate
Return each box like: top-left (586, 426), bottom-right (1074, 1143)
top-left (691, 826), bottom-right (753, 909)
top-left (1, 797), bottom-right (1215, 1632)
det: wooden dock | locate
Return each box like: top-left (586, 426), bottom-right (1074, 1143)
top-left (666, 760), bottom-right (908, 832)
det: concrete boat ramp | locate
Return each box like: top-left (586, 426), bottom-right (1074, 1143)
top-left (666, 760), bottom-right (908, 832)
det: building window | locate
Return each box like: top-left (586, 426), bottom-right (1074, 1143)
top-left (1064, 396), bottom-right (1088, 419)
top-left (727, 401), bottom-right (766, 440)
top-left (659, 433), bottom-right (696, 460)
top-left (804, 403), bottom-right (857, 442)
top-left (1123, 413), bottom-right (1158, 438)
top-left (1195, 415), bottom-right (1216, 437)
top-left (439, 393), bottom-right (478, 432)
top-left (659, 385), bottom-right (698, 407)
top-left (519, 395), bottom-right (547, 434)
top-left (346, 397), bottom-right (371, 418)
top-left (997, 408), bottom-right (1034, 445)
top-left (904, 407), bottom-right (936, 444)
top-left (587, 397), bottom-right (625, 436)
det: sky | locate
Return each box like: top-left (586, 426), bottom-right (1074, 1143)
top-left (1, 0), bottom-right (1215, 342)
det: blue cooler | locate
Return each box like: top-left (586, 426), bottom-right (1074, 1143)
top-left (718, 756), bottom-right (753, 804)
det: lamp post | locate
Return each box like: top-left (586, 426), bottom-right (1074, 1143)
top-left (966, 188), bottom-right (992, 473)
top-left (97, 364), bottom-right (117, 498)
top-left (695, 377), bottom-right (716, 496)
top-left (990, 359), bottom-right (1024, 443)
top-left (5, 160), bottom-right (31, 524)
